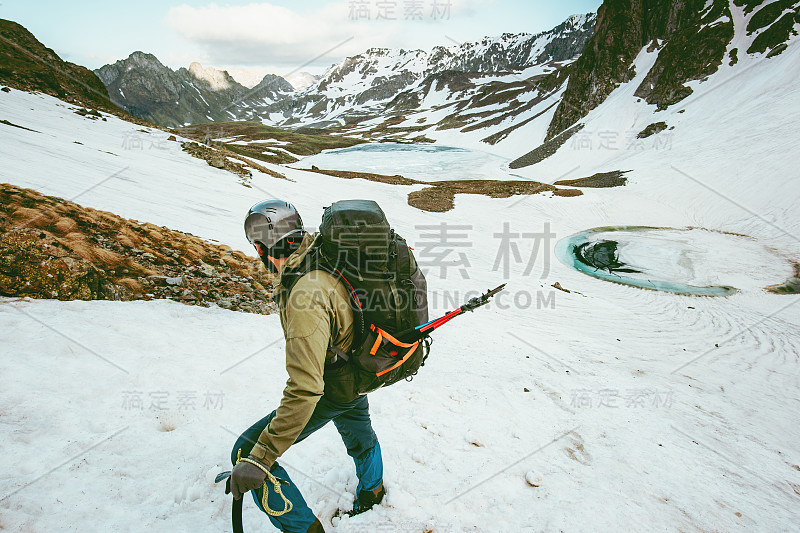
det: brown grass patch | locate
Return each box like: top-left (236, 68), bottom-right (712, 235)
top-left (224, 151), bottom-right (290, 181)
top-left (143, 225), bottom-right (164, 242)
top-left (179, 141), bottom-right (288, 184)
top-left (11, 206), bottom-right (49, 228)
top-left (553, 188), bottom-right (583, 197)
top-left (407, 187), bottom-right (455, 212)
top-left (182, 243), bottom-right (206, 263)
top-left (150, 250), bottom-right (171, 265)
top-left (221, 256), bottom-right (239, 269)
top-left (297, 167), bottom-right (585, 211)
top-left (116, 233), bottom-right (135, 248)
top-left (409, 180), bottom-right (569, 211)
top-left (117, 277), bottom-right (144, 292)
top-left (1, 183), bottom-right (275, 313)
top-left (60, 235), bottom-right (135, 272)
top-left (296, 167), bottom-right (418, 186)
top-left (54, 216), bottom-right (78, 235)
top-left (86, 246), bottom-right (128, 270)
top-left (60, 231), bottom-right (86, 246)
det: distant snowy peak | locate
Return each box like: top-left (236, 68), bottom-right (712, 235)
top-left (564, 12), bottom-right (593, 28)
top-left (314, 12), bottom-right (596, 96)
top-left (95, 53), bottom-right (252, 127)
top-left (284, 72), bottom-right (321, 91)
top-left (187, 62), bottom-right (234, 91)
top-left (232, 11), bottom-right (597, 131)
top-left (316, 48), bottom-right (428, 94)
top-left (433, 12), bottom-right (597, 71)
top-left (92, 53), bottom-right (298, 127)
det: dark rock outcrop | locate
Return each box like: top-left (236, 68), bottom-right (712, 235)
top-left (509, 123), bottom-right (584, 169)
top-left (633, 0), bottom-right (734, 110)
top-left (637, 121), bottom-right (668, 137)
top-left (546, 0), bottom-right (737, 138)
top-left (744, 0), bottom-right (800, 55)
top-left (554, 170), bottom-right (630, 188)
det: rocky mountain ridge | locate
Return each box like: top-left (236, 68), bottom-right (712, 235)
top-left (240, 12), bottom-right (597, 129)
top-left (0, 19), bottom-right (125, 117)
top-left (93, 13), bottom-right (597, 130)
top-left (94, 53), bottom-right (295, 127)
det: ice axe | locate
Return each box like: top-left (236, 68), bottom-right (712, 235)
top-left (396, 283), bottom-right (506, 343)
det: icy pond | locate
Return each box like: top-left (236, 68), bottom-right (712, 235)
top-left (296, 143), bottom-right (519, 182)
top-left (555, 226), bottom-right (792, 296)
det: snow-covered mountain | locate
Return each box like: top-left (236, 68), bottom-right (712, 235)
top-left (283, 72), bottom-right (321, 91)
top-left (239, 13), bottom-right (596, 129)
top-left (314, 13), bottom-right (595, 96)
top-left (91, 13), bottom-right (596, 130)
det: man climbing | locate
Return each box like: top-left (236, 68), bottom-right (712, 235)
top-left (229, 199), bottom-right (385, 533)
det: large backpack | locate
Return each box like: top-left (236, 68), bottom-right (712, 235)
top-left (282, 200), bottom-right (429, 399)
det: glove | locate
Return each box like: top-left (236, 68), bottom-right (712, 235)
top-left (230, 457), bottom-right (268, 500)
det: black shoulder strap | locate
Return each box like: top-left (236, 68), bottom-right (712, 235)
top-left (323, 265), bottom-right (365, 354)
top-left (394, 234), bottom-right (412, 279)
top-left (393, 234), bottom-right (415, 330)
top-left (282, 246), bottom-right (366, 356)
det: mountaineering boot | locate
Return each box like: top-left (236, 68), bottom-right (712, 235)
top-left (305, 517), bottom-right (325, 532)
top-left (345, 483), bottom-right (385, 517)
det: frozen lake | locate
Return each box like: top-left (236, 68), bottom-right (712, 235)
top-left (555, 226), bottom-right (793, 296)
top-left (296, 143), bottom-right (521, 182)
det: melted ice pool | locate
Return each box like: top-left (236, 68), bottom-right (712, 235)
top-left (555, 226), bottom-right (793, 296)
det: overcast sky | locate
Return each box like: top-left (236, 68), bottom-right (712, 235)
top-left (2, 0), bottom-right (601, 78)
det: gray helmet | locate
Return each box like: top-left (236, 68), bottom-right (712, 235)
top-left (244, 200), bottom-right (304, 259)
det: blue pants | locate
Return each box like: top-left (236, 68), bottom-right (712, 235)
top-left (231, 395), bottom-right (383, 532)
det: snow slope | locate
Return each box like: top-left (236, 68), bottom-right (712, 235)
top-left (1, 31), bottom-right (800, 532)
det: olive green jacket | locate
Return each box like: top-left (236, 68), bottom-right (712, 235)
top-left (249, 233), bottom-right (354, 467)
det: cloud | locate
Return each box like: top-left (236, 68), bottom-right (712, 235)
top-left (166, 2), bottom-right (388, 70)
top-left (164, 1), bottom-right (490, 72)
